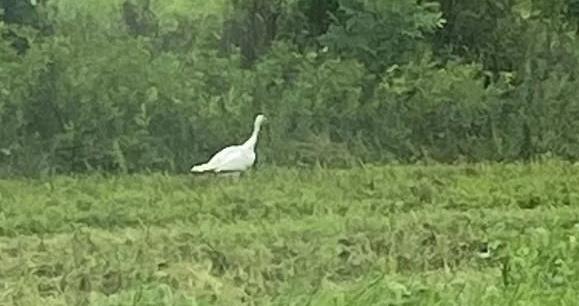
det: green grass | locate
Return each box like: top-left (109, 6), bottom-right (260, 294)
top-left (1, 161), bottom-right (579, 305)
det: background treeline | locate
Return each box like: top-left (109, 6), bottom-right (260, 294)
top-left (1, 0), bottom-right (579, 175)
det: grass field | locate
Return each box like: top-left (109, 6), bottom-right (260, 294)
top-left (1, 161), bottom-right (579, 305)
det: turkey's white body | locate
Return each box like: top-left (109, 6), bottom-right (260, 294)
top-left (191, 145), bottom-right (255, 173)
top-left (190, 114), bottom-right (265, 174)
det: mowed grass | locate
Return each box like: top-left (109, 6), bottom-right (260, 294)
top-left (1, 161), bottom-right (579, 305)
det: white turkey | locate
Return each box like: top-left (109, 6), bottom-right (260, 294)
top-left (190, 114), bottom-right (266, 175)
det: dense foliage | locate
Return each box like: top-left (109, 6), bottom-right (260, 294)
top-left (2, 0), bottom-right (579, 174)
top-left (2, 161), bottom-right (579, 304)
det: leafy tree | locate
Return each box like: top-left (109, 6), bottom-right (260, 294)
top-left (2, 0), bottom-right (579, 175)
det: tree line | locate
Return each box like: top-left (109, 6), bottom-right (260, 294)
top-left (1, 0), bottom-right (579, 175)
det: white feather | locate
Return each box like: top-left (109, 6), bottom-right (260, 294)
top-left (191, 114), bottom-right (266, 173)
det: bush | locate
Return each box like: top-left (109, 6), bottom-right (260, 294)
top-left (1, 0), bottom-right (579, 175)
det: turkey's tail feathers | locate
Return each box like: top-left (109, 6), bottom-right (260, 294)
top-left (190, 163), bottom-right (214, 173)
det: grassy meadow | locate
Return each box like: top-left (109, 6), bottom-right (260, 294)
top-left (1, 161), bottom-right (579, 305)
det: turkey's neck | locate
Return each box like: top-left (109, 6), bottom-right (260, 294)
top-left (243, 122), bottom-right (261, 150)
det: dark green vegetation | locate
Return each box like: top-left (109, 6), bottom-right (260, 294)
top-left (2, 0), bottom-right (579, 175)
top-left (1, 162), bottom-right (579, 305)
top-left (2, 1), bottom-right (579, 305)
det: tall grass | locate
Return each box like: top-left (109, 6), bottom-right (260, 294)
top-left (1, 161), bottom-right (579, 305)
